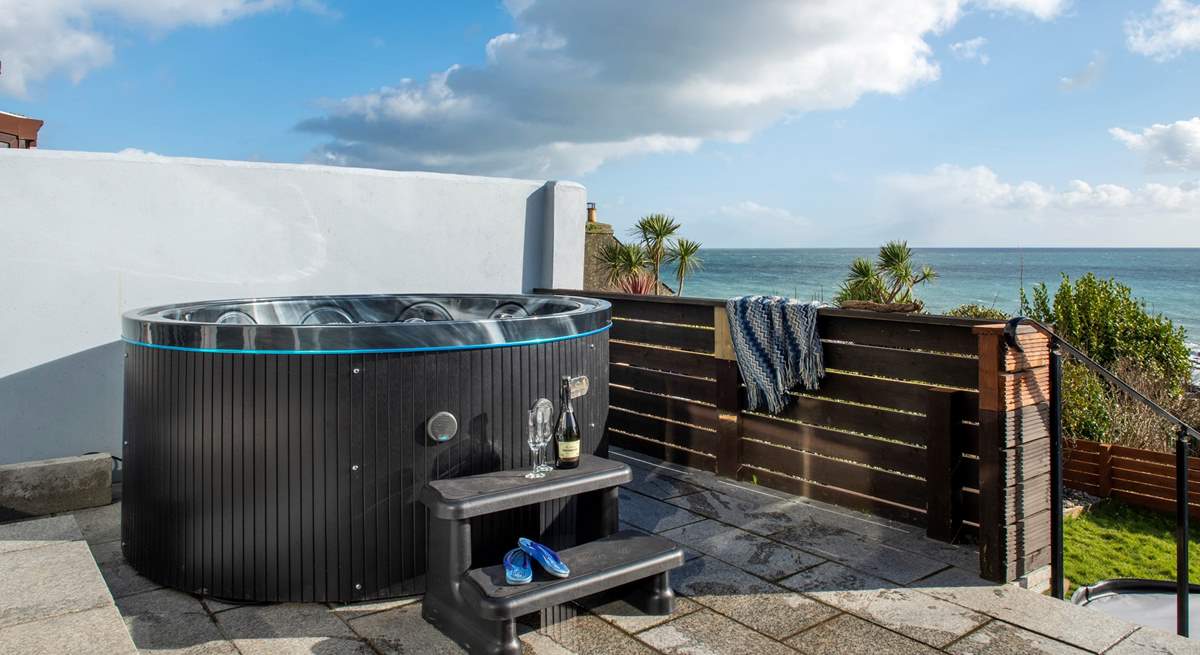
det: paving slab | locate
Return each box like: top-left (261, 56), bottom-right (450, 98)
top-left (660, 519), bottom-right (825, 580)
top-left (1106, 626), bottom-right (1200, 654)
top-left (636, 608), bottom-right (798, 655)
top-left (90, 539), bottom-right (162, 599)
top-left (70, 502), bottom-right (121, 545)
top-left (880, 529), bottom-right (981, 571)
top-left (345, 600), bottom-right (465, 654)
top-left (0, 540), bottom-right (114, 629)
top-left (534, 613), bottom-right (656, 654)
top-left (665, 488), bottom-right (800, 535)
top-left (779, 560), bottom-right (899, 596)
top-left (787, 574), bottom-right (988, 648)
top-left (771, 521), bottom-right (946, 585)
top-left (672, 556), bottom-right (838, 639)
top-left (0, 514), bottom-right (82, 555)
top-left (117, 588), bottom-right (236, 654)
top-left (0, 454), bottom-right (111, 521)
top-left (912, 567), bottom-right (1139, 652)
top-left (945, 620), bottom-right (1091, 655)
top-left (215, 602), bottom-right (369, 655)
top-left (328, 595), bottom-right (420, 620)
top-left (624, 465), bottom-right (705, 499)
top-left (787, 613), bottom-right (940, 655)
top-left (619, 488), bottom-right (705, 533)
top-left (578, 594), bottom-right (702, 633)
top-left (0, 604), bottom-right (137, 654)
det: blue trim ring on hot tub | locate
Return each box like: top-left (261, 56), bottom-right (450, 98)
top-left (121, 293), bottom-right (612, 353)
top-left (121, 322), bottom-right (611, 355)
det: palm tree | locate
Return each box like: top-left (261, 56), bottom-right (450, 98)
top-left (835, 241), bottom-right (937, 306)
top-left (631, 214), bottom-right (680, 294)
top-left (666, 238), bottom-right (703, 296)
top-left (595, 241), bottom-right (650, 290)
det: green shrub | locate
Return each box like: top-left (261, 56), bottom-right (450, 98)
top-left (945, 303), bottom-right (1010, 320)
top-left (1020, 273), bottom-right (1192, 445)
top-left (1020, 273), bottom-right (1190, 394)
top-left (1062, 362), bottom-right (1112, 442)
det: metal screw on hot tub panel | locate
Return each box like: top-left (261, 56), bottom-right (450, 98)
top-left (352, 367), bottom-right (361, 374)
top-left (355, 583), bottom-right (362, 590)
top-left (351, 464), bottom-right (360, 472)
top-left (589, 344), bottom-right (595, 349)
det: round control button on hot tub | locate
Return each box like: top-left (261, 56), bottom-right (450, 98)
top-left (427, 411), bottom-right (458, 443)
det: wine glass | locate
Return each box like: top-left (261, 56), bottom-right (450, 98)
top-left (526, 399), bottom-right (554, 479)
top-left (536, 415), bottom-right (554, 474)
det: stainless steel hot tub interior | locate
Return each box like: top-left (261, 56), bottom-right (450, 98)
top-left (120, 293), bottom-right (611, 603)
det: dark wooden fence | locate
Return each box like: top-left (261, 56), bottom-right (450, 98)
top-left (541, 290), bottom-right (987, 542)
top-left (1066, 438), bottom-right (1200, 518)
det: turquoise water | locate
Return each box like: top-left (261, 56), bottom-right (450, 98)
top-left (677, 248), bottom-right (1200, 374)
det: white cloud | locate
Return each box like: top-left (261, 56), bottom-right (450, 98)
top-left (950, 37), bottom-right (990, 64)
top-left (1126, 0), bottom-right (1200, 61)
top-left (719, 201), bottom-right (804, 221)
top-left (976, 0), bottom-right (1069, 20)
top-left (1058, 52), bottom-right (1105, 91)
top-left (1110, 117), bottom-right (1200, 171)
top-left (300, 1), bottom-right (1063, 178)
top-left (0, 0), bottom-right (328, 98)
top-left (882, 164), bottom-right (1200, 245)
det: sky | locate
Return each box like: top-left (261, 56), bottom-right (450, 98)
top-left (3, 0), bottom-right (1200, 248)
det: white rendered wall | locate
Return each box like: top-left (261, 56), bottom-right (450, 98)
top-left (0, 149), bottom-right (585, 465)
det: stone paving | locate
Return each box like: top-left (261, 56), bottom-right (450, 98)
top-left (6, 446), bottom-right (1198, 654)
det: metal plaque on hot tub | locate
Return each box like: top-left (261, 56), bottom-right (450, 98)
top-left (568, 375), bottom-right (589, 398)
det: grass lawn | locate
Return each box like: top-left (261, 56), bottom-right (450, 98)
top-left (1064, 498), bottom-right (1200, 592)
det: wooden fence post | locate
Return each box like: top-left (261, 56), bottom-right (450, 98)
top-left (1098, 444), bottom-right (1113, 498)
top-left (713, 306), bottom-right (741, 478)
top-left (974, 323), bottom-right (1053, 583)
top-left (926, 388), bottom-right (963, 543)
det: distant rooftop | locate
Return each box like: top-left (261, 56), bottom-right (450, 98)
top-left (0, 110), bottom-right (43, 148)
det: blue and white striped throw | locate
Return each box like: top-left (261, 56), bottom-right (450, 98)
top-left (725, 296), bottom-right (824, 414)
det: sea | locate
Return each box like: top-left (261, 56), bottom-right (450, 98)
top-left (677, 248), bottom-right (1200, 379)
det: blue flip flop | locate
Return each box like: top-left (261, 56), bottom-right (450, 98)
top-left (518, 537), bottom-right (570, 578)
top-left (504, 548), bottom-right (532, 585)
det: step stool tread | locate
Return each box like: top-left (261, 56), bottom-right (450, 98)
top-left (464, 530), bottom-right (683, 619)
top-left (420, 454), bottom-right (630, 519)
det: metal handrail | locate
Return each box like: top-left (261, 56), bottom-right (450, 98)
top-left (1004, 316), bottom-right (1198, 637)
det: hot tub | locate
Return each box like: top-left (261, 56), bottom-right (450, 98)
top-left (120, 294), bottom-right (610, 602)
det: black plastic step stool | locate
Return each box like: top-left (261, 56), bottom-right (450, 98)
top-left (419, 455), bottom-right (684, 655)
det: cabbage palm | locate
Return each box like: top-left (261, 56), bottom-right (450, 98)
top-left (595, 241), bottom-right (650, 290)
top-left (631, 214), bottom-right (680, 294)
top-left (835, 241), bottom-right (937, 306)
top-left (666, 238), bottom-right (703, 296)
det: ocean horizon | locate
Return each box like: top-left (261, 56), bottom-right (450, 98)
top-left (676, 247), bottom-right (1200, 377)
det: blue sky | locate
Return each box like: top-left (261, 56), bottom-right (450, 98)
top-left (3, 1), bottom-right (1199, 247)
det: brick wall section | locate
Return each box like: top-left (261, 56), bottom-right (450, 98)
top-left (975, 324), bottom-right (1053, 582)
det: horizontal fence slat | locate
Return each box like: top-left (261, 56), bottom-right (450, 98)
top-left (606, 408), bottom-right (719, 455)
top-left (608, 431), bottom-right (717, 473)
top-left (1111, 445), bottom-right (1200, 473)
top-left (740, 439), bottom-right (926, 509)
top-left (818, 314), bottom-right (979, 355)
top-left (610, 364), bottom-right (717, 405)
top-left (823, 342), bottom-right (978, 389)
top-left (609, 298), bottom-right (715, 326)
top-left (740, 413), bottom-right (926, 478)
top-left (805, 371), bottom-right (979, 422)
top-left (739, 466), bottom-right (925, 526)
top-left (610, 341), bottom-right (716, 378)
top-left (961, 488), bottom-right (980, 522)
top-left (1111, 477), bottom-right (1200, 505)
top-left (1110, 490), bottom-right (1200, 518)
top-left (610, 319), bottom-right (715, 353)
top-left (773, 394), bottom-right (929, 446)
top-left (610, 385), bottom-right (717, 429)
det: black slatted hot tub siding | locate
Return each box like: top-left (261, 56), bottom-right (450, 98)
top-left (121, 329), bottom-right (608, 603)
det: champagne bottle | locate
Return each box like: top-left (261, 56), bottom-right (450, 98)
top-left (555, 376), bottom-right (581, 469)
